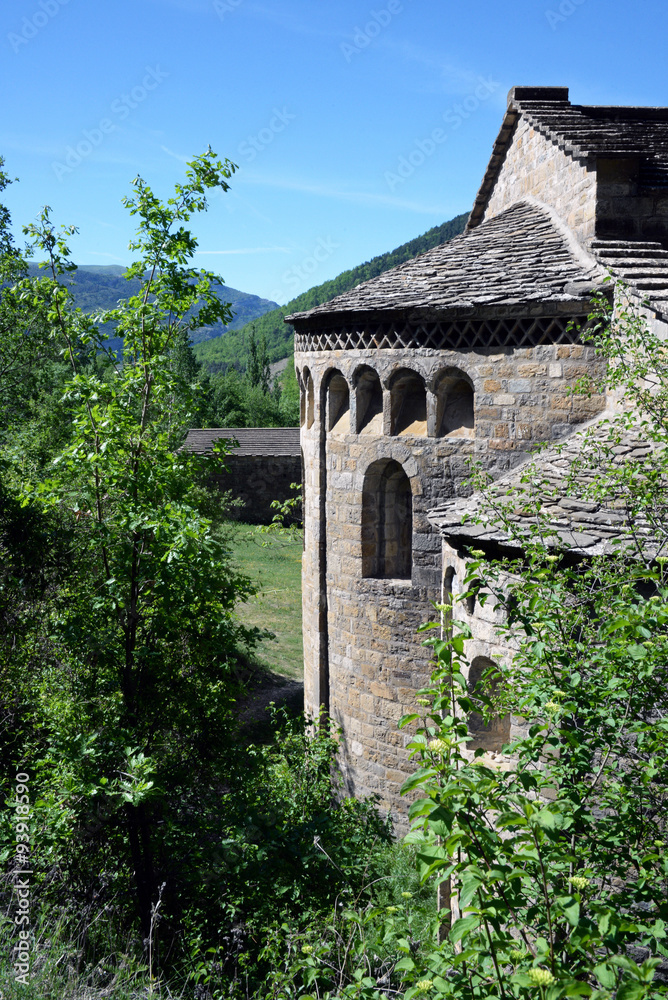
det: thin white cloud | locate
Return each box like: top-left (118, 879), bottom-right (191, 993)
top-left (142, 0), bottom-right (212, 12)
top-left (243, 3), bottom-right (339, 39)
top-left (236, 173), bottom-right (452, 216)
top-left (0, 134), bottom-right (65, 157)
top-left (81, 251), bottom-right (127, 262)
top-left (197, 246), bottom-right (291, 255)
top-left (161, 144), bottom-right (189, 164)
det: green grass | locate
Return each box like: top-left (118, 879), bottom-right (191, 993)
top-left (228, 522), bottom-right (304, 681)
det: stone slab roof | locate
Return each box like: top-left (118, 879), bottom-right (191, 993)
top-left (469, 86), bottom-right (668, 230)
top-left (182, 427), bottom-right (301, 457)
top-left (588, 239), bottom-right (668, 319)
top-left (428, 410), bottom-right (662, 560)
top-left (287, 202), bottom-right (603, 328)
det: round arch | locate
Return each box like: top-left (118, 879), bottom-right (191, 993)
top-left (361, 458), bottom-right (413, 580)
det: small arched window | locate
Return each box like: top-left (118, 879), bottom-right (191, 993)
top-left (435, 372), bottom-right (474, 437)
top-left (304, 370), bottom-right (314, 429)
top-left (467, 656), bottom-right (510, 753)
top-left (390, 369), bottom-right (427, 436)
top-left (362, 459), bottom-right (412, 580)
top-left (355, 366), bottom-right (383, 434)
top-left (327, 372), bottom-right (350, 434)
top-left (442, 566), bottom-right (456, 630)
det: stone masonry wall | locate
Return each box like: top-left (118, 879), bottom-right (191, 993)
top-left (596, 158), bottom-right (668, 243)
top-left (211, 454), bottom-right (302, 525)
top-left (483, 118), bottom-right (597, 241)
top-left (296, 340), bottom-right (606, 828)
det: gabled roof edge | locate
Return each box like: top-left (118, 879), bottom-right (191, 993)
top-left (467, 86), bottom-right (572, 232)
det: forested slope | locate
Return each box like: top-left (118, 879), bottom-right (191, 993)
top-left (25, 263), bottom-right (278, 348)
top-left (194, 212), bottom-right (469, 370)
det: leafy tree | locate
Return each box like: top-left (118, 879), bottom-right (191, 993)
top-left (3, 151), bottom-right (269, 939)
top-left (246, 324), bottom-right (271, 393)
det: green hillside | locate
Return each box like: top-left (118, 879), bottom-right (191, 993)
top-left (194, 212), bottom-right (469, 371)
top-left (25, 263), bottom-right (278, 351)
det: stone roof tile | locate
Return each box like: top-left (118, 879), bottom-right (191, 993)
top-left (588, 239), bottom-right (668, 321)
top-left (288, 202), bottom-right (602, 326)
top-left (182, 427), bottom-right (301, 457)
top-left (428, 410), bottom-right (663, 559)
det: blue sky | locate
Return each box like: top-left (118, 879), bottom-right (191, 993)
top-left (1, 0), bottom-right (667, 305)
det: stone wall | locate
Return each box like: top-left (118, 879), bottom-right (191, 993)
top-left (483, 118), bottom-right (597, 240)
top-left (596, 158), bottom-right (668, 242)
top-left (296, 339), bottom-right (606, 828)
top-left (211, 454), bottom-right (302, 525)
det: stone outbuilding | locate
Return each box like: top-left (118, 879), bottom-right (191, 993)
top-left (182, 427), bottom-right (301, 525)
top-left (289, 85), bottom-right (668, 827)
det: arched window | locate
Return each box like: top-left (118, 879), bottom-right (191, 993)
top-left (362, 459), bottom-right (412, 580)
top-left (435, 372), bottom-right (474, 437)
top-left (442, 566), bottom-right (456, 630)
top-left (327, 371), bottom-right (350, 434)
top-left (299, 369), bottom-right (307, 426)
top-left (355, 366), bottom-right (383, 434)
top-left (390, 369), bottom-right (427, 436)
top-left (467, 656), bottom-right (510, 753)
top-left (304, 369), bottom-right (314, 429)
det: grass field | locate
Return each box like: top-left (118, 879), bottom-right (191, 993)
top-left (228, 522), bottom-right (304, 681)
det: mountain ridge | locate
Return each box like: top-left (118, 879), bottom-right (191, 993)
top-left (25, 263), bottom-right (279, 348)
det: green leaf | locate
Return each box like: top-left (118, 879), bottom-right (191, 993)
top-left (532, 808), bottom-right (557, 829)
top-left (593, 964), bottom-right (616, 989)
top-left (449, 913), bottom-right (481, 944)
top-left (556, 895), bottom-right (580, 927)
top-left (562, 983), bottom-right (593, 997)
top-left (416, 845), bottom-right (447, 880)
top-left (616, 982), bottom-right (647, 1000)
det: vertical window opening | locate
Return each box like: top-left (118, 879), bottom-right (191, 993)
top-left (390, 369), bottom-right (427, 436)
top-left (356, 366), bottom-right (383, 434)
top-left (299, 370), bottom-right (306, 427)
top-left (327, 372), bottom-right (350, 434)
top-left (305, 371), bottom-right (315, 429)
top-left (443, 566), bottom-right (455, 631)
top-left (436, 374), bottom-right (474, 437)
top-left (362, 459), bottom-right (412, 580)
top-left (467, 657), bottom-right (510, 752)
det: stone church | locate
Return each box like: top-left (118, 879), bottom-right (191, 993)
top-left (289, 85), bottom-right (668, 825)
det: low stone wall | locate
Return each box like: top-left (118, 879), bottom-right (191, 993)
top-left (211, 454), bottom-right (302, 525)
